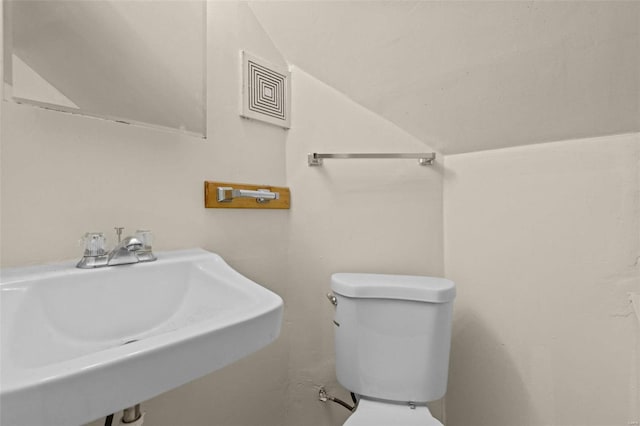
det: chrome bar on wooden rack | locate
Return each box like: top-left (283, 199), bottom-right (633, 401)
top-left (307, 152), bottom-right (436, 166)
top-left (217, 186), bottom-right (279, 203)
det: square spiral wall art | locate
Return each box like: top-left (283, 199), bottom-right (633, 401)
top-left (240, 51), bottom-right (291, 129)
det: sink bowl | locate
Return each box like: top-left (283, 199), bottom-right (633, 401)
top-left (0, 248), bottom-right (284, 426)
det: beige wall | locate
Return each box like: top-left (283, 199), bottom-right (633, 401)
top-left (443, 133), bottom-right (640, 426)
top-left (283, 67), bottom-right (444, 425)
top-left (1, 2), bottom-right (445, 425)
top-left (5, 1), bottom-right (636, 425)
top-left (2, 2), bottom-right (291, 425)
top-left (250, 1), bottom-right (640, 155)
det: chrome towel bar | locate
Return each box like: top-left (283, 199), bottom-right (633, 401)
top-left (308, 152), bottom-right (436, 166)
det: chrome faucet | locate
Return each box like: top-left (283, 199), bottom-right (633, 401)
top-left (77, 228), bottom-right (156, 269)
top-left (107, 235), bottom-right (144, 266)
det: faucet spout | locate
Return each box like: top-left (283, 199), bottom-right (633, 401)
top-left (107, 236), bottom-right (144, 266)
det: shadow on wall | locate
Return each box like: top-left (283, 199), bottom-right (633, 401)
top-left (446, 310), bottom-right (539, 426)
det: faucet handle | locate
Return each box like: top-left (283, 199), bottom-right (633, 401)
top-left (77, 232), bottom-right (109, 268)
top-left (134, 230), bottom-right (157, 262)
top-left (135, 230), bottom-right (153, 249)
top-left (82, 232), bottom-right (106, 256)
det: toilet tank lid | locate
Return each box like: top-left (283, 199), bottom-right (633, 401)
top-left (331, 273), bottom-right (456, 303)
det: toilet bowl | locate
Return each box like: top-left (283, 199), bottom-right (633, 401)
top-left (330, 273), bottom-right (456, 426)
top-left (343, 399), bottom-right (442, 426)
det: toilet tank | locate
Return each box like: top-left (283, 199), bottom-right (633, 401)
top-left (331, 273), bottom-right (455, 403)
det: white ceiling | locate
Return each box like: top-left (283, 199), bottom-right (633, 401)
top-left (250, 1), bottom-right (640, 154)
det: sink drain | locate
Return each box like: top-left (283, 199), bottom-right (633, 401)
top-left (122, 339), bottom-right (139, 346)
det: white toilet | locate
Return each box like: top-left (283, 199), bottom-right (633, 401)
top-left (330, 273), bottom-right (456, 426)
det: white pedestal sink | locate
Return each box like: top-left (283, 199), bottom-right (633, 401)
top-left (0, 249), bottom-right (284, 426)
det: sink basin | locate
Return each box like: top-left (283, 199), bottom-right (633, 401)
top-left (0, 248), bottom-right (283, 426)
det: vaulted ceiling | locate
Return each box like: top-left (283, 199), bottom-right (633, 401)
top-left (250, 1), bottom-right (640, 154)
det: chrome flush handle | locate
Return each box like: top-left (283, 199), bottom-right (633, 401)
top-left (326, 293), bottom-right (337, 306)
